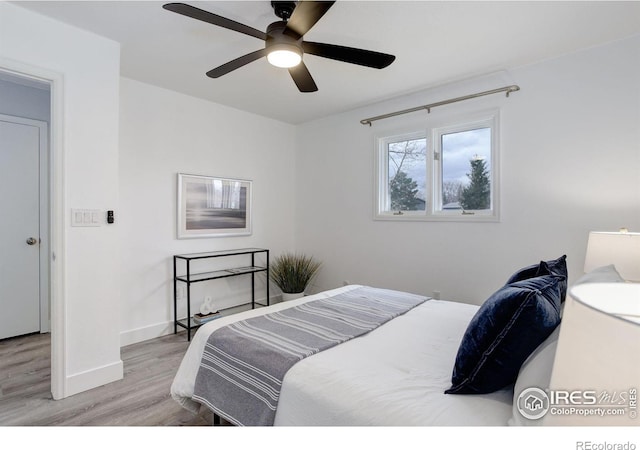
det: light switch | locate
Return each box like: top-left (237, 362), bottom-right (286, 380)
top-left (71, 209), bottom-right (102, 227)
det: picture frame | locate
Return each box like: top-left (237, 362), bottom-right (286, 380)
top-left (177, 173), bottom-right (252, 239)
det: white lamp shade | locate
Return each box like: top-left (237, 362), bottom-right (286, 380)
top-left (584, 231), bottom-right (640, 281)
top-left (545, 283), bottom-right (640, 425)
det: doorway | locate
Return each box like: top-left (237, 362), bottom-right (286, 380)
top-left (0, 113), bottom-right (49, 339)
top-left (0, 69), bottom-right (56, 396)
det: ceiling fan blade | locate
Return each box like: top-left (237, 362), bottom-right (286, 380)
top-left (288, 62), bottom-right (318, 92)
top-left (163, 3), bottom-right (267, 41)
top-left (284, 1), bottom-right (336, 39)
top-left (206, 49), bottom-right (268, 78)
top-left (302, 41), bottom-right (395, 69)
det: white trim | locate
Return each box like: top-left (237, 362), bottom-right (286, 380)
top-left (375, 130), bottom-right (427, 218)
top-left (0, 71), bottom-right (49, 90)
top-left (374, 213), bottom-right (501, 223)
top-left (120, 321), bottom-right (172, 347)
top-left (120, 293), bottom-right (276, 346)
top-left (38, 118), bottom-right (50, 333)
top-left (374, 109), bottom-right (500, 222)
top-left (64, 360), bottom-right (124, 398)
top-left (49, 69), bottom-right (66, 400)
top-left (431, 112), bottom-right (500, 221)
top-left (0, 59), bottom-right (66, 399)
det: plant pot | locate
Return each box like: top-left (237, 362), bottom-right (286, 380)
top-left (282, 292), bottom-right (304, 301)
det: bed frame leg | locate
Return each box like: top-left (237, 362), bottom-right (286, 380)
top-left (213, 413), bottom-right (221, 426)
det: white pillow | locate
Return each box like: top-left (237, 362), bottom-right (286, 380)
top-left (508, 327), bottom-right (560, 426)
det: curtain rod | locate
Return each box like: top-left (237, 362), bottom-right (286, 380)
top-left (360, 85), bottom-right (520, 126)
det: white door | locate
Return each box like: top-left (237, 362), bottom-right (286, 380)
top-left (0, 115), bottom-right (47, 340)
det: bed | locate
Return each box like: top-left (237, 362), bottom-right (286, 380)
top-left (172, 285), bottom-right (516, 426)
top-left (171, 254), bottom-right (571, 426)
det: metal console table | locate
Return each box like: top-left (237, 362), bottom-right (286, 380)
top-left (173, 248), bottom-right (269, 340)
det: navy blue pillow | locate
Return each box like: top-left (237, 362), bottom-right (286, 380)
top-left (506, 255), bottom-right (568, 301)
top-left (445, 275), bottom-right (562, 395)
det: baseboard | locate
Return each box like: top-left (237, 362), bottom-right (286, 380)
top-left (120, 320), bottom-right (172, 347)
top-left (119, 296), bottom-right (278, 347)
top-left (65, 359), bottom-right (123, 397)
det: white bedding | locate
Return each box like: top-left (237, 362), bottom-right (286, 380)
top-left (170, 285), bottom-right (513, 426)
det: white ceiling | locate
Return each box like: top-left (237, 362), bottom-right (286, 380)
top-left (13, 1), bottom-right (640, 124)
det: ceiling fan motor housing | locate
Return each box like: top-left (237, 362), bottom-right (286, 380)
top-left (266, 20), bottom-right (302, 49)
top-left (271, 1), bottom-right (297, 21)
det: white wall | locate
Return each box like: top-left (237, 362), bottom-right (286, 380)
top-left (0, 78), bottom-right (50, 122)
top-left (118, 78), bottom-right (296, 345)
top-left (0, 3), bottom-right (122, 396)
top-left (295, 35), bottom-right (640, 305)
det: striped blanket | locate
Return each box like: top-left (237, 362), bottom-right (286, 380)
top-left (192, 286), bottom-right (428, 426)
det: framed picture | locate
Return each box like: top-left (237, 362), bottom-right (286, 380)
top-left (177, 173), bottom-right (252, 239)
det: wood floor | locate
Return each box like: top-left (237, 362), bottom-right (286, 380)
top-left (0, 331), bottom-right (218, 426)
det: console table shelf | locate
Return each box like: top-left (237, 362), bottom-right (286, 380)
top-left (173, 248), bottom-right (269, 341)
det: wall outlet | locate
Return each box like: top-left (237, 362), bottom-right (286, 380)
top-left (432, 290), bottom-right (441, 300)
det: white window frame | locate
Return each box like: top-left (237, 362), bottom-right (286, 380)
top-left (375, 130), bottom-right (428, 218)
top-left (374, 110), bottom-right (500, 222)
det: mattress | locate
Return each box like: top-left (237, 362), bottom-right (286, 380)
top-left (170, 285), bottom-right (513, 426)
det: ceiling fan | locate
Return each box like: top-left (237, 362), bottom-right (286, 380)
top-left (162, 1), bottom-right (396, 92)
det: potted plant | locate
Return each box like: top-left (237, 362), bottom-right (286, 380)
top-left (270, 252), bottom-right (321, 301)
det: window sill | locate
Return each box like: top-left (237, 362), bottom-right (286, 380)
top-left (374, 212), bottom-right (500, 223)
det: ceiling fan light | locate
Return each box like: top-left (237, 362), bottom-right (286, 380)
top-left (267, 46), bottom-right (302, 68)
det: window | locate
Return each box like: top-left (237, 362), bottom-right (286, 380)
top-left (377, 131), bottom-right (428, 216)
top-left (375, 112), bottom-right (499, 221)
